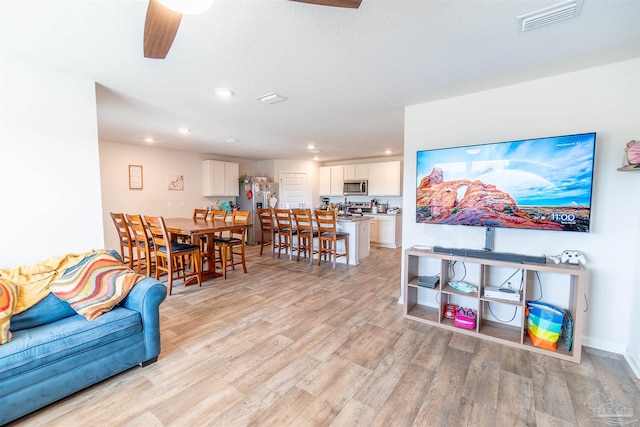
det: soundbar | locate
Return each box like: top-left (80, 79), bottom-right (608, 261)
top-left (433, 246), bottom-right (546, 264)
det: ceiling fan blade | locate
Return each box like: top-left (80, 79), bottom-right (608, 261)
top-left (143, 0), bottom-right (183, 59)
top-left (290, 0), bottom-right (362, 9)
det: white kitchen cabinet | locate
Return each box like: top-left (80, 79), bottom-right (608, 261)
top-left (343, 164), bottom-right (369, 180)
top-left (224, 161), bottom-right (239, 196)
top-left (202, 160), bottom-right (239, 197)
top-left (368, 161), bottom-right (401, 196)
top-left (319, 166), bottom-right (344, 196)
top-left (378, 216), bottom-right (395, 245)
top-left (369, 216), bottom-right (379, 243)
top-left (330, 166), bottom-right (344, 196)
top-left (369, 214), bottom-right (402, 248)
top-left (319, 166), bottom-right (331, 196)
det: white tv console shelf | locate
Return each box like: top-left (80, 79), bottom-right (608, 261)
top-left (404, 246), bottom-right (586, 363)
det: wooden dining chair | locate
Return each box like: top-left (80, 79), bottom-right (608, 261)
top-left (273, 209), bottom-right (298, 260)
top-left (292, 209), bottom-right (318, 264)
top-left (144, 215), bottom-right (201, 295)
top-left (193, 208), bottom-right (209, 220)
top-left (126, 214), bottom-right (155, 276)
top-left (192, 208), bottom-right (212, 263)
top-left (208, 209), bottom-right (228, 237)
top-left (205, 209), bottom-right (228, 268)
top-left (314, 210), bottom-right (349, 268)
top-left (109, 212), bottom-right (136, 269)
top-left (257, 208), bottom-right (278, 257)
top-left (208, 210), bottom-right (228, 222)
top-left (214, 210), bottom-right (250, 279)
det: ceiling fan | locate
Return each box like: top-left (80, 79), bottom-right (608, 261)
top-left (143, 0), bottom-right (363, 59)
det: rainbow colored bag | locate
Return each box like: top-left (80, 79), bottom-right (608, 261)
top-left (526, 301), bottom-right (564, 351)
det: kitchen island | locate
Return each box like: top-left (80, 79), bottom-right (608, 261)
top-left (335, 215), bottom-right (371, 265)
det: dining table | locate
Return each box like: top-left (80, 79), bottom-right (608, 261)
top-left (163, 217), bottom-right (249, 281)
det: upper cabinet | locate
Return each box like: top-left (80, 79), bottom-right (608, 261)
top-left (321, 161), bottom-right (402, 197)
top-left (319, 166), bottom-right (331, 196)
top-left (368, 161), bottom-right (401, 196)
top-left (202, 160), bottom-right (239, 197)
top-left (343, 164), bottom-right (369, 180)
top-left (319, 166), bottom-right (344, 196)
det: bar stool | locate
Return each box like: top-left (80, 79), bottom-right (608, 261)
top-left (274, 209), bottom-right (298, 260)
top-left (257, 208), bottom-right (278, 256)
top-left (292, 209), bottom-right (318, 264)
top-left (314, 210), bottom-right (349, 268)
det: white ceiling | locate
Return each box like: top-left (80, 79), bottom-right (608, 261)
top-left (1, 0), bottom-right (639, 162)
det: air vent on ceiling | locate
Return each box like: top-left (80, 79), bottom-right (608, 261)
top-left (256, 92), bottom-right (287, 105)
top-left (517, 0), bottom-right (583, 32)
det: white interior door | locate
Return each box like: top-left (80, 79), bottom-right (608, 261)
top-left (279, 173), bottom-right (308, 209)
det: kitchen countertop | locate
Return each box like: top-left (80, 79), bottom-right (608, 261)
top-left (336, 216), bottom-right (372, 222)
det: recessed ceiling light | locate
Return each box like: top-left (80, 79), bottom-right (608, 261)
top-left (214, 88), bottom-right (234, 97)
top-left (313, 156), bottom-right (320, 161)
top-left (310, 150), bottom-right (321, 154)
top-left (144, 137), bottom-right (155, 143)
top-left (178, 128), bottom-right (191, 134)
top-left (256, 92), bottom-right (287, 105)
top-left (225, 138), bottom-right (240, 143)
top-left (385, 149), bottom-right (392, 155)
top-left (307, 144), bottom-right (316, 150)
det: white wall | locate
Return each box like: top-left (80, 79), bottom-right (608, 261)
top-left (403, 59), bottom-right (640, 362)
top-left (631, 206), bottom-right (640, 377)
top-left (98, 140), bottom-right (258, 252)
top-left (628, 77), bottom-right (640, 377)
top-left (0, 57), bottom-right (104, 267)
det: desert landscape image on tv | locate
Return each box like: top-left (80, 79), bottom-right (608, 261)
top-left (416, 133), bottom-right (596, 232)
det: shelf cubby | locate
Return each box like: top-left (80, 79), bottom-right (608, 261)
top-left (403, 246), bottom-right (586, 363)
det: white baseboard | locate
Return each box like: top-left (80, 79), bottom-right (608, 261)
top-left (625, 351), bottom-right (640, 379)
top-left (582, 336), bottom-right (627, 354)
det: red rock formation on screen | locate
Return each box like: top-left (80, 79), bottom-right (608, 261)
top-left (416, 168), bottom-right (563, 230)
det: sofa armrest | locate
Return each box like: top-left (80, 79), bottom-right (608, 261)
top-left (120, 278), bottom-right (167, 361)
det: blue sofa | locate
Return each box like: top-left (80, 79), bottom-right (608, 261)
top-left (0, 277), bottom-right (166, 425)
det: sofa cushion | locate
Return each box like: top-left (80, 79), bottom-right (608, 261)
top-left (10, 293), bottom-right (76, 333)
top-left (0, 306), bottom-right (142, 381)
top-left (0, 281), bottom-right (18, 344)
top-left (50, 252), bottom-right (144, 321)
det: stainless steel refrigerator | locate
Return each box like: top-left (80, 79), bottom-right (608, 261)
top-left (237, 180), bottom-right (278, 245)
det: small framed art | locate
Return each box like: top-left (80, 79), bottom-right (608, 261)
top-left (128, 165), bottom-right (143, 190)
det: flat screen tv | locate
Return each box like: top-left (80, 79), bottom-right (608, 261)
top-left (416, 132), bottom-right (596, 232)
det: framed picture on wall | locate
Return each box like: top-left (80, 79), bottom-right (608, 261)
top-left (128, 165), bottom-right (143, 190)
top-left (168, 174), bottom-right (184, 191)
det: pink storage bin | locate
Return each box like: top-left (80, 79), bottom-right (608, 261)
top-left (454, 307), bottom-right (476, 330)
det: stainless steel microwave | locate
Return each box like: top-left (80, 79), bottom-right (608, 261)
top-left (343, 179), bottom-right (368, 195)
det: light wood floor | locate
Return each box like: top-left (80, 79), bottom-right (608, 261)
top-left (13, 246), bottom-right (640, 427)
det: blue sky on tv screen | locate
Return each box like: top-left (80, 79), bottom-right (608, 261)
top-left (417, 133), bottom-right (596, 207)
